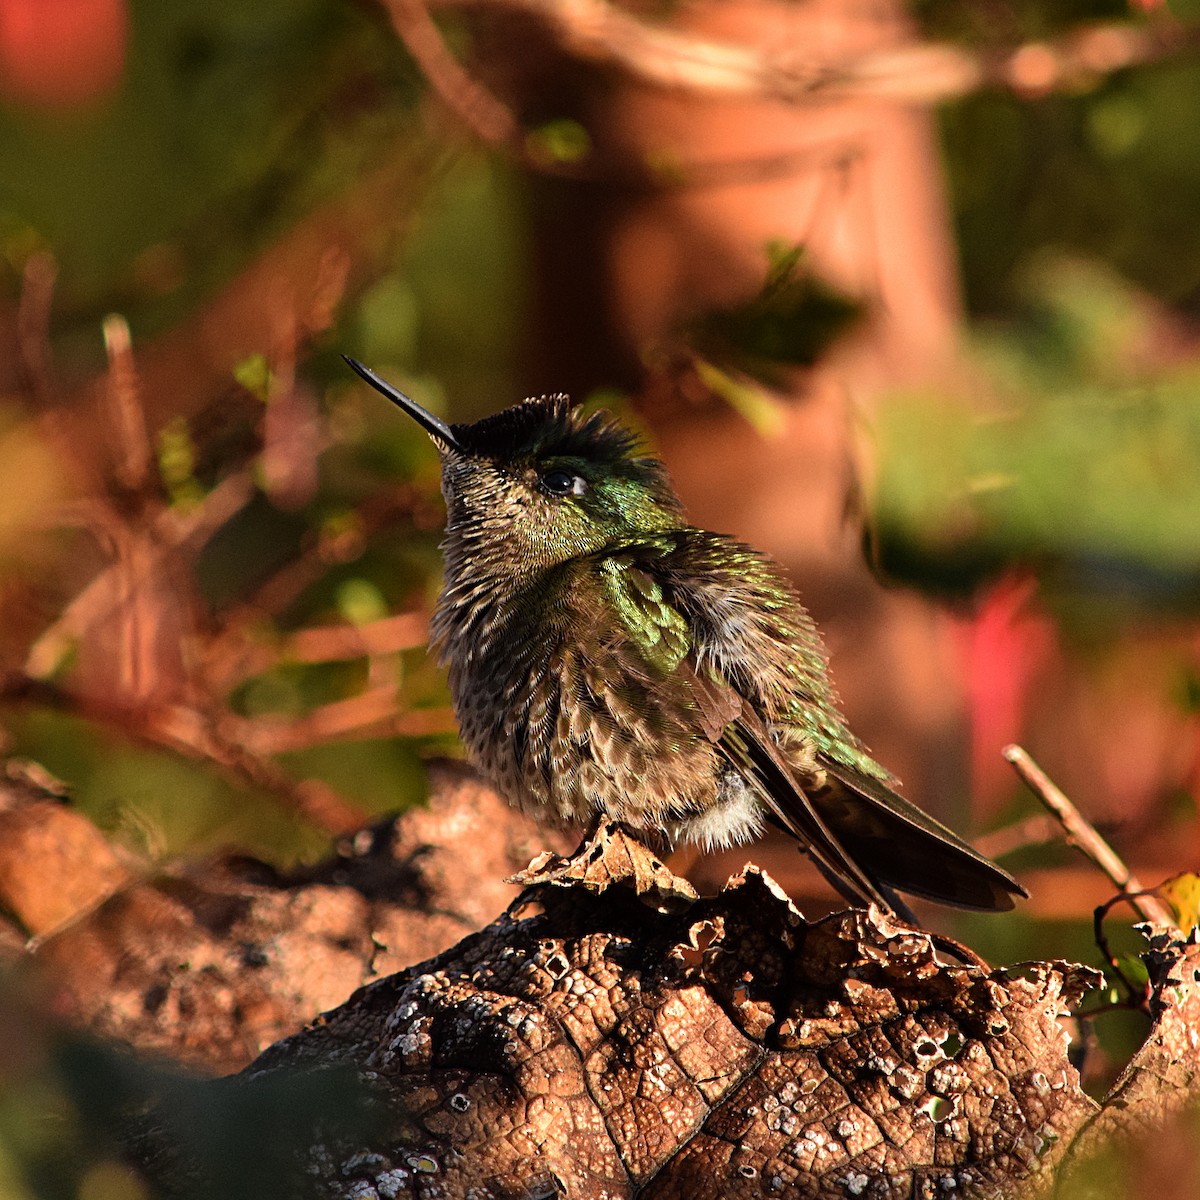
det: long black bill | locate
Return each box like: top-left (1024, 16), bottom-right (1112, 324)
top-left (342, 356), bottom-right (461, 452)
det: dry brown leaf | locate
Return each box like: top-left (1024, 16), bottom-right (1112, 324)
top-left (1056, 926), bottom-right (1200, 1200)
top-left (9, 762), bottom-right (565, 1073)
top-left (132, 832), bottom-right (1098, 1198)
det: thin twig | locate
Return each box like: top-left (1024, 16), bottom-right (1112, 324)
top-left (1093, 892), bottom-right (1152, 1006)
top-left (381, 0), bottom-right (518, 147)
top-left (281, 611), bottom-right (429, 664)
top-left (102, 314), bottom-right (153, 493)
top-left (233, 692), bottom-right (456, 756)
top-left (424, 0), bottom-right (1200, 105)
top-left (1003, 744), bottom-right (1177, 928)
top-left (972, 813), bottom-right (1064, 861)
top-left (16, 250), bottom-right (57, 406)
top-left (99, 316), bottom-right (166, 702)
top-left (0, 673), bottom-right (365, 836)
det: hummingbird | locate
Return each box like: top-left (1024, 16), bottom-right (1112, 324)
top-left (345, 357), bottom-right (1025, 917)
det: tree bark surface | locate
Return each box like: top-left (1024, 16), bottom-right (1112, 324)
top-left (134, 825), bottom-right (1103, 1199)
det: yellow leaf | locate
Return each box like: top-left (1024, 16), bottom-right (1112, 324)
top-left (1158, 872), bottom-right (1200, 933)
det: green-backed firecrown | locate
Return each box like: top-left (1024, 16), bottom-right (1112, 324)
top-left (346, 357), bottom-right (1025, 917)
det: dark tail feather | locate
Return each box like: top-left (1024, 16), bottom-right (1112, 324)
top-left (721, 725), bottom-right (896, 912)
top-left (814, 757), bottom-right (1028, 912)
top-left (719, 717), bottom-right (1025, 916)
top-left (804, 854), bottom-right (921, 925)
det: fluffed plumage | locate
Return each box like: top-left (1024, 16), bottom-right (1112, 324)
top-left (345, 357), bottom-right (1026, 916)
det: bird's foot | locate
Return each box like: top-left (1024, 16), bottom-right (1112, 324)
top-left (507, 819), bottom-right (698, 913)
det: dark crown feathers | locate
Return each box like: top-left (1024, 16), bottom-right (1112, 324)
top-left (450, 396), bottom-right (679, 506)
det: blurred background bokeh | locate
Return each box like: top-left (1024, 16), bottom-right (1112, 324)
top-left (3, 0), bottom-right (1200, 1193)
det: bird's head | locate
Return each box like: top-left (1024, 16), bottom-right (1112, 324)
top-left (345, 358), bottom-right (683, 573)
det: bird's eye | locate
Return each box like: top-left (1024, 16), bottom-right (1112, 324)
top-left (540, 469), bottom-right (585, 497)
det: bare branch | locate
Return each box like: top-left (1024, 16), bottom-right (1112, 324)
top-left (232, 690), bottom-right (455, 756)
top-left (102, 314), bottom-right (154, 494)
top-left (380, 0), bottom-right (518, 146)
top-left (0, 673), bottom-right (366, 835)
top-left (280, 612), bottom-right (429, 664)
top-left (417, 0), bottom-right (1200, 106)
top-left (1004, 744), bottom-right (1177, 929)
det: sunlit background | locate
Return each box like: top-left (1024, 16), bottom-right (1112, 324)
top-left (2, 0), bottom-right (1200, 1193)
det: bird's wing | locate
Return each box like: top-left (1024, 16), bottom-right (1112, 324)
top-left (607, 532), bottom-right (1025, 913)
top-left (806, 755), bottom-right (1026, 910)
top-left (711, 698), bottom-right (900, 910)
top-left (594, 537), bottom-right (895, 908)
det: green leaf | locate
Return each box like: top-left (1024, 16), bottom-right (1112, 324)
top-left (693, 359), bottom-right (787, 439)
top-left (686, 243), bottom-right (861, 384)
top-left (526, 119), bottom-right (591, 165)
top-left (1111, 953), bottom-right (1150, 991)
top-left (232, 352), bottom-right (272, 402)
top-left (157, 417), bottom-right (203, 510)
top-left (336, 578), bottom-right (388, 626)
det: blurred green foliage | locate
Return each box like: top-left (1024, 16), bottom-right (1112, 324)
top-left (943, 64), bottom-right (1200, 317)
top-left (688, 243), bottom-right (863, 384)
top-left (923, 0), bottom-right (1200, 316)
top-left (352, 153), bottom-right (530, 416)
top-left (875, 256), bottom-right (1200, 613)
top-left (0, 0), bottom-right (420, 353)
